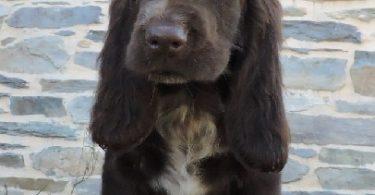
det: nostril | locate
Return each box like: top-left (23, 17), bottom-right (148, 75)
top-left (145, 24), bottom-right (187, 52)
top-left (171, 41), bottom-right (183, 50)
top-left (148, 37), bottom-right (160, 49)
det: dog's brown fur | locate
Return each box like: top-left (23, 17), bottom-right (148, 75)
top-left (90, 0), bottom-right (289, 194)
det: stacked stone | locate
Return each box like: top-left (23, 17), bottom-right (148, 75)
top-left (0, 0), bottom-right (374, 194)
top-left (281, 0), bottom-right (375, 195)
top-left (0, 0), bottom-right (107, 194)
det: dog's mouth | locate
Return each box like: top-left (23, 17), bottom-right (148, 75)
top-left (148, 71), bottom-right (188, 84)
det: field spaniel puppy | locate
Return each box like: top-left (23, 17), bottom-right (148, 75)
top-left (90, 0), bottom-right (289, 194)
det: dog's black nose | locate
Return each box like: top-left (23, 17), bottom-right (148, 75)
top-left (146, 25), bottom-right (187, 54)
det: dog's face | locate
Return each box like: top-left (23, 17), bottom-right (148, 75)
top-left (125, 0), bottom-right (242, 84)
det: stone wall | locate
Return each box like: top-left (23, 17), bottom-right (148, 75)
top-left (0, 0), bottom-right (374, 194)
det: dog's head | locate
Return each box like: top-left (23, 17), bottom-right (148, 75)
top-left (123, 0), bottom-right (243, 84)
top-left (90, 0), bottom-right (289, 172)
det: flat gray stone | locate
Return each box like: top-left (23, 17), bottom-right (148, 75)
top-left (282, 159), bottom-right (309, 183)
top-left (336, 100), bottom-right (375, 115)
top-left (67, 96), bottom-right (94, 124)
top-left (6, 6), bottom-right (101, 29)
top-left (0, 177), bottom-right (67, 193)
top-left (327, 8), bottom-right (375, 22)
top-left (290, 148), bottom-right (317, 158)
top-left (283, 20), bottom-right (361, 43)
top-left (351, 51), bottom-right (375, 97)
top-left (86, 30), bottom-right (106, 42)
top-left (0, 36), bottom-right (69, 74)
top-left (287, 113), bottom-right (375, 146)
top-left (73, 178), bottom-right (101, 195)
top-left (74, 51), bottom-right (99, 70)
top-left (0, 143), bottom-right (27, 150)
top-left (40, 79), bottom-right (97, 93)
top-left (282, 56), bottom-right (347, 91)
top-left (0, 153), bottom-right (24, 168)
top-left (284, 92), bottom-right (325, 112)
top-left (0, 74), bottom-right (28, 89)
top-left (319, 148), bottom-right (375, 166)
top-left (55, 30), bottom-right (75, 36)
top-left (31, 146), bottom-right (104, 178)
top-left (316, 168), bottom-right (375, 190)
top-left (283, 6), bottom-right (307, 17)
top-left (10, 96), bottom-right (66, 117)
top-left (0, 122), bottom-right (77, 139)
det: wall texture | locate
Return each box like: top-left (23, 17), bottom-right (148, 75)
top-left (0, 0), bottom-right (374, 194)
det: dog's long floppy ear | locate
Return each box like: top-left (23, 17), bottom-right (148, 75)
top-left (89, 0), bottom-right (156, 151)
top-left (225, 0), bottom-right (290, 172)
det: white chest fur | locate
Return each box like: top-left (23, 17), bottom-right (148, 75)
top-left (152, 105), bottom-right (223, 195)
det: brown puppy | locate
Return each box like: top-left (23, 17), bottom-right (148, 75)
top-left (90, 0), bottom-right (290, 194)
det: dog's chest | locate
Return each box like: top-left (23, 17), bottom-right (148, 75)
top-left (153, 105), bottom-right (222, 195)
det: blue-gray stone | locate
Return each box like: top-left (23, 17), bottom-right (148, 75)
top-left (0, 143), bottom-right (27, 150)
top-left (290, 148), bottom-right (317, 158)
top-left (0, 153), bottom-right (25, 168)
top-left (74, 178), bottom-right (101, 195)
top-left (40, 79), bottom-right (97, 93)
top-left (316, 168), bottom-right (375, 190)
top-left (55, 30), bottom-right (75, 36)
top-left (287, 113), bottom-right (375, 146)
top-left (74, 51), bottom-right (99, 70)
top-left (281, 56), bottom-right (347, 91)
top-left (0, 74), bottom-right (28, 89)
top-left (336, 100), bottom-right (375, 115)
top-left (319, 148), bottom-right (375, 166)
top-left (353, 51), bottom-right (375, 69)
top-left (67, 96), bottom-right (94, 124)
top-left (0, 177), bottom-right (68, 192)
top-left (10, 96), bottom-right (67, 117)
top-left (0, 36), bottom-right (70, 74)
top-left (31, 146), bottom-right (104, 177)
top-left (283, 20), bottom-right (361, 43)
top-left (282, 159), bottom-right (309, 183)
top-left (351, 51), bottom-right (375, 97)
top-left (0, 122), bottom-right (77, 139)
top-left (86, 30), bottom-right (106, 42)
top-left (6, 6), bottom-right (101, 29)
top-left (284, 92), bottom-right (324, 112)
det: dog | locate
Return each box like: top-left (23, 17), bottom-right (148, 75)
top-left (89, 0), bottom-right (290, 194)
